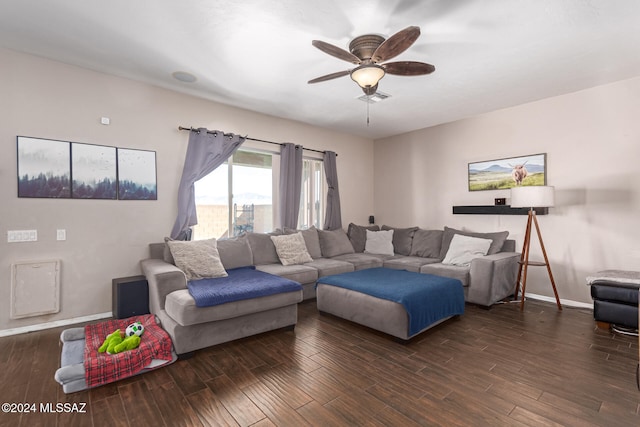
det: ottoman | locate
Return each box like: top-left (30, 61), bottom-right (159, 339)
top-left (587, 270), bottom-right (640, 330)
top-left (316, 268), bottom-right (465, 341)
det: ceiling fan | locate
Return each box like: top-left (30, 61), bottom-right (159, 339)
top-left (308, 26), bottom-right (435, 96)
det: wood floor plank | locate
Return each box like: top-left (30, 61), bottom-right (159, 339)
top-left (118, 380), bottom-right (165, 427)
top-left (90, 394), bottom-right (129, 427)
top-left (206, 374), bottom-right (266, 427)
top-left (242, 380), bottom-right (311, 426)
top-left (153, 381), bottom-right (203, 427)
top-left (166, 358), bottom-right (207, 395)
top-left (187, 387), bottom-right (238, 427)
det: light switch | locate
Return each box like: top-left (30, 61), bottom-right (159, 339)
top-left (57, 229), bottom-right (66, 241)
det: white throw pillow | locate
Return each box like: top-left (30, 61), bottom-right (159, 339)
top-left (442, 234), bottom-right (492, 266)
top-left (364, 229), bottom-right (395, 256)
top-left (166, 238), bottom-right (228, 280)
top-left (270, 232), bottom-right (314, 266)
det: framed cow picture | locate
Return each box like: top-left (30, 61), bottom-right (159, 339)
top-left (468, 153), bottom-right (547, 191)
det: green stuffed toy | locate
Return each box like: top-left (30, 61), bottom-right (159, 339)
top-left (98, 326), bottom-right (142, 354)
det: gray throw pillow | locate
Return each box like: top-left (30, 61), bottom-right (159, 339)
top-left (410, 229), bottom-right (443, 258)
top-left (245, 231), bottom-right (281, 265)
top-left (347, 223), bottom-right (380, 253)
top-left (318, 228), bottom-right (355, 258)
top-left (216, 235), bottom-right (253, 270)
top-left (271, 232), bottom-right (314, 265)
top-left (439, 226), bottom-right (509, 259)
top-left (166, 238), bottom-right (228, 280)
top-left (381, 225), bottom-right (418, 256)
top-left (284, 226), bottom-right (322, 259)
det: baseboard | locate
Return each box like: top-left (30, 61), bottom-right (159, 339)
top-left (0, 312), bottom-right (112, 337)
top-left (526, 293), bottom-right (593, 309)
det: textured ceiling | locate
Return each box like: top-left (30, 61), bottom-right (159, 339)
top-left (1, 0), bottom-right (639, 139)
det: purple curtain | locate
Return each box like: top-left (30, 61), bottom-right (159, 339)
top-left (170, 128), bottom-right (245, 239)
top-left (323, 150), bottom-right (342, 230)
top-left (278, 143), bottom-right (303, 229)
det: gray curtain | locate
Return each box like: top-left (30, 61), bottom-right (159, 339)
top-left (170, 128), bottom-right (245, 239)
top-left (323, 150), bottom-right (342, 230)
top-left (278, 143), bottom-right (303, 229)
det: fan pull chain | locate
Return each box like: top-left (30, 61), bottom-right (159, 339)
top-left (366, 95), bottom-right (370, 127)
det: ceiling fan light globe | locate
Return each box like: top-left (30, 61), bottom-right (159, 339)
top-left (350, 64), bottom-right (385, 90)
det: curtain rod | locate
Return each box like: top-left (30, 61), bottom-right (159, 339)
top-left (178, 126), bottom-right (333, 156)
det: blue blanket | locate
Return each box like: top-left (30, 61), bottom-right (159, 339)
top-left (187, 266), bottom-right (302, 307)
top-left (317, 268), bottom-right (464, 337)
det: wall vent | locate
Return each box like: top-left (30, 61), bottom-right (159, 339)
top-left (10, 260), bottom-right (61, 319)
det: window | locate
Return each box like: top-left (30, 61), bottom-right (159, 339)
top-left (298, 158), bottom-right (325, 230)
top-left (193, 150), bottom-right (273, 240)
top-left (193, 149), bottom-right (324, 239)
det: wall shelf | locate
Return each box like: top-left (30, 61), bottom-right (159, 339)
top-left (452, 205), bottom-right (548, 215)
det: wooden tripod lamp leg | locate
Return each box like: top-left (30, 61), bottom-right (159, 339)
top-left (515, 210), bottom-right (533, 309)
top-left (532, 213), bottom-right (562, 311)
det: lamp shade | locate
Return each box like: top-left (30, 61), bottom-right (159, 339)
top-left (510, 185), bottom-right (555, 208)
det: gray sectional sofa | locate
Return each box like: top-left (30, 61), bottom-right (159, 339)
top-left (140, 224), bottom-right (520, 355)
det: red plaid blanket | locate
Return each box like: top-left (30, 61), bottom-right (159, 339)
top-left (84, 314), bottom-right (173, 388)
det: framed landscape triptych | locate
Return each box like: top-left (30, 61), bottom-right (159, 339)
top-left (17, 136), bottom-right (157, 200)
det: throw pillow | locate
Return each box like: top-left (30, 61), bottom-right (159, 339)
top-left (410, 229), bottom-right (443, 258)
top-left (318, 228), bottom-right (356, 258)
top-left (364, 229), bottom-right (395, 256)
top-left (381, 225), bottom-right (418, 256)
top-left (442, 234), bottom-right (492, 267)
top-left (439, 226), bottom-right (509, 259)
top-left (245, 231), bottom-right (281, 265)
top-left (284, 226), bottom-right (322, 259)
top-left (270, 232), bottom-right (314, 266)
top-left (166, 238), bottom-right (228, 280)
top-left (347, 223), bottom-right (380, 253)
top-left (216, 235), bottom-right (253, 270)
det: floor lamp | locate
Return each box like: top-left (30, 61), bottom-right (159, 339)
top-left (510, 185), bottom-right (562, 311)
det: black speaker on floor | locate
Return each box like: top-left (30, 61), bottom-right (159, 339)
top-left (112, 275), bottom-right (149, 319)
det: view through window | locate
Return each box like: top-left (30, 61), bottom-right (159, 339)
top-left (193, 150), bottom-right (325, 239)
top-left (193, 150), bottom-right (273, 239)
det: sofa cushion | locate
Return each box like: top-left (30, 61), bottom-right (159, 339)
top-left (440, 226), bottom-right (509, 259)
top-left (164, 289), bottom-right (302, 327)
top-left (442, 234), bottom-right (492, 267)
top-left (271, 232), bottom-right (314, 266)
top-left (304, 258), bottom-right (354, 277)
top-left (245, 231), bottom-right (281, 265)
top-left (331, 253), bottom-right (384, 270)
top-left (420, 263), bottom-right (470, 287)
top-left (255, 263), bottom-right (318, 285)
top-left (166, 238), bottom-right (228, 280)
top-left (364, 229), bottom-right (395, 256)
top-left (410, 229), bottom-right (443, 258)
top-left (381, 225), bottom-right (418, 256)
top-left (216, 235), bottom-right (253, 270)
top-left (347, 223), bottom-right (380, 253)
top-left (318, 228), bottom-right (355, 258)
top-left (383, 256), bottom-right (440, 273)
top-left (284, 226), bottom-right (322, 259)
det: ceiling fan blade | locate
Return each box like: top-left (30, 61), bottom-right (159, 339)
top-left (371, 26), bottom-right (421, 63)
top-left (383, 61), bottom-right (435, 76)
top-left (312, 40), bottom-right (361, 64)
top-left (308, 70), bottom-right (351, 84)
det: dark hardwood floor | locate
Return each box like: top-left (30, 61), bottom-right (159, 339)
top-left (1, 299), bottom-right (638, 426)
